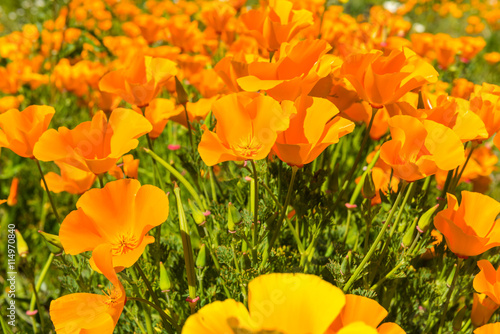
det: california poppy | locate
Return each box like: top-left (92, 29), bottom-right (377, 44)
top-left (240, 0), bottom-right (314, 52)
top-left (99, 53), bottom-right (177, 108)
top-left (327, 294), bottom-right (405, 333)
top-left (6, 177), bottom-right (19, 206)
top-left (33, 109), bottom-right (151, 175)
top-left (434, 191), bottom-right (500, 258)
top-left (474, 322), bottom-right (500, 334)
top-left (471, 293), bottom-right (499, 328)
top-left (198, 92), bottom-right (294, 166)
top-left (380, 115), bottom-right (465, 182)
top-left (340, 48), bottom-right (438, 109)
top-left (473, 260), bottom-right (500, 305)
top-left (58, 179), bottom-right (168, 271)
top-left (50, 244), bottom-right (126, 333)
top-left (272, 96), bottom-right (354, 167)
top-left (183, 273), bottom-right (346, 334)
top-left (470, 91), bottom-right (500, 139)
top-left (0, 105), bottom-right (55, 158)
top-left (237, 39), bottom-right (339, 102)
top-left (43, 161), bottom-right (96, 195)
top-left (108, 154), bottom-right (139, 180)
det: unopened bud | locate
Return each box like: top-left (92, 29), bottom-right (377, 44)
top-left (15, 230), bottom-right (29, 257)
top-left (418, 204), bottom-right (439, 233)
top-left (227, 203), bottom-right (236, 233)
top-left (159, 261), bottom-right (172, 292)
top-left (401, 217), bottom-right (419, 248)
top-left (38, 230), bottom-right (63, 253)
top-left (362, 170), bottom-right (376, 199)
top-left (453, 305), bottom-right (467, 332)
top-left (175, 76), bottom-right (189, 105)
top-left (196, 244), bottom-right (206, 268)
top-left (228, 202), bottom-right (242, 224)
top-left (188, 199), bottom-right (205, 225)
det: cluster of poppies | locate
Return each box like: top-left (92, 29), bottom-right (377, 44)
top-left (1, 0), bottom-right (500, 333)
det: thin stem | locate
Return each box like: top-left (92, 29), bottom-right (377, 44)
top-left (183, 104), bottom-right (195, 156)
top-left (134, 264), bottom-right (178, 333)
top-left (343, 181), bottom-right (408, 292)
top-left (449, 144), bottom-right (475, 193)
top-left (129, 268), bottom-right (154, 334)
top-left (35, 159), bottom-right (60, 224)
top-left (127, 297), bottom-right (179, 334)
top-left (250, 160), bottom-right (259, 265)
top-left (438, 257), bottom-right (463, 334)
top-left (268, 166), bottom-right (299, 250)
top-left (260, 181), bottom-right (282, 210)
top-left (29, 253), bottom-right (55, 311)
top-left (98, 174), bottom-right (104, 188)
top-left (337, 110), bottom-right (377, 204)
top-left (144, 148), bottom-right (206, 210)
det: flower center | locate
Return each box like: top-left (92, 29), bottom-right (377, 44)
top-left (232, 135), bottom-right (263, 158)
top-left (102, 287), bottom-right (122, 306)
top-left (112, 233), bottom-right (139, 255)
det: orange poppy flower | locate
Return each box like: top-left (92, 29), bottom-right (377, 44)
top-left (0, 105), bottom-right (55, 158)
top-left (459, 36), bottom-right (486, 62)
top-left (201, 1), bottom-right (236, 35)
top-left (108, 154), bottom-right (139, 180)
top-left (423, 95), bottom-right (488, 143)
top-left (214, 54), bottom-right (251, 93)
top-left (183, 273), bottom-right (346, 334)
top-left (240, 0), bottom-right (314, 52)
top-left (59, 179), bottom-right (169, 271)
top-left (99, 53), bottom-right (177, 108)
top-left (43, 161), bottom-right (96, 195)
top-left (273, 96), bottom-right (354, 167)
top-left (433, 33), bottom-right (461, 70)
top-left (327, 294), bottom-right (405, 333)
top-left (471, 293), bottom-right (499, 328)
top-left (474, 260), bottom-right (500, 305)
top-left (470, 91), bottom-right (500, 139)
top-left (340, 48), bottom-right (438, 109)
top-left (451, 78), bottom-right (476, 100)
top-left (33, 109), bottom-right (152, 175)
top-left (0, 95), bottom-right (24, 113)
top-left (475, 322), bottom-right (500, 334)
top-left (198, 92), bottom-right (294, 166)
top-left (434, 191), bottom-right (500, 258)
top-left (380, 115), bottom-right (465, 182)
top-left (169, 95), bottom-right (219, 129)
top-left (50, 244), bottom-right (126, 333)
top-left (237, 39), bottom-right (339, 102)
top-left (142, 98), bottom-right (178, 139)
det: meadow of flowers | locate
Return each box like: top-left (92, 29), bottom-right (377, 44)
top-left (1, 0), bottom-right (500, 333)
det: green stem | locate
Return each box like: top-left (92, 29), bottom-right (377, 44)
top-left (250, 161), bottom-right (259, 266)
top-left (35, 159), bottom-right (61, 224)
top-left (343, 181), bottom-right (408, 292)
top-left (144, 148), bottom-right (206, 210)
top-left (129, 269), bottom-right (154, 334)
top-left (183, 104), bottom-right (195, 156)
top-left (337, 110), bottom-right (377, 204)
top-left (449, 144), bottom-right (475, 193)
top-left (30, 280), bottom-right (46, 333)
top-left (127, 297), bottom-right (179, 334)
top-left (268, 166), bottom-right (299, 250)
top-left (209, 167), bottom-right (218, 203)
top-left (438, 257), bottom-right (463, 334)
top-left (260, 181), bottom-right (282, 210)
top-left (135, 264), bottom-right (177, 333)
top-left (29, 253), bottom-right (54, 311)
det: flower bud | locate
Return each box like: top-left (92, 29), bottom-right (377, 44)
top-left (196, 244), bottom-right (207, 268)
top-left (227, 203), bottom-right (236, 233)
top-left (228, 202), bottom-right (242, 224)
top-left (401, 217), bottom-right (418, 248)
top-left (417, 204), bottom-right (439, 233)
top-left (38, 230), bottom-right (64, 253)
top-left (15, 229), bottom-right (29, 257)
top-left (175, 76), bottom-right (189, 105)
top-left (188, 199), bottom-right (206, 226)
top-left (362, 170), bottom-right (376, 199)
top-left (159, 261), bottom-right (172, 292)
